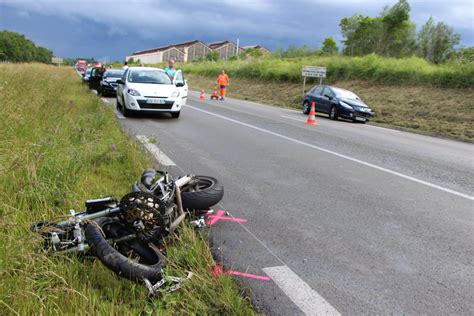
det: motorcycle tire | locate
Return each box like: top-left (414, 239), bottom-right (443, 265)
top-left (84, 222), bottom-right (165, 283)
top-left (181, 176), bottom-right (224, 211)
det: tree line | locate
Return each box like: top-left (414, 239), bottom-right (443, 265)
top-left (0, 31), bottom-right (53, 63)
top-left (276, 0), bottom-right (468, 64)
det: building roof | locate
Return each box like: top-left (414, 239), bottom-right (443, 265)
top-left (242, 45), bottom-right (271, 51)
top-left (131, 44), bottom-right (176, 56)
top-left (131, 40), bottom-right (210, 56)
top-left (208, 41), bottom-right (235, 49)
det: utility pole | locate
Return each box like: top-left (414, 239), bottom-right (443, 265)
top-left (236, 38), bottom-right (240, 56)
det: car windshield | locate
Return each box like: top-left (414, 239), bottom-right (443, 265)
top-left (105, 70), bottom-right (124, 78)
top-left (128, 70), bottom-right (171, 84)
top-left (333, 88), bottom-right (360, 100)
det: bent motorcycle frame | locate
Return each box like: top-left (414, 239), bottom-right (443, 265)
top-left (42, 174), bottom-right (194, 253)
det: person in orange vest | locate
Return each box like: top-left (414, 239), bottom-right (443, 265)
top-left (217, 70), bottom-right (230, 100)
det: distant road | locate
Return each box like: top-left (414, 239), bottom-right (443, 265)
top-left (105, 92), bottom-right (473, 315)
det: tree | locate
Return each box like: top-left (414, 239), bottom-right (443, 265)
top-left (321, 37), bottom-right (339, 55)
top-left (417, 16), bottom-right (460, 63)
top-left (339, 0), bottom-right (416, 57)
top-left (0, 31), bottom-right (53, 63)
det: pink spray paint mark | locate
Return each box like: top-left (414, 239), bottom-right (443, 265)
top-left (206, 210), bottom-right (248, 226)
top-left (211, 265), bottom-right (271, 281)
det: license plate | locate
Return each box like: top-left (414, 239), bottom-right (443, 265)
top-left (147, 99), bottom-right (166, 104)
top-left (355, 116), bottom-right (367, 122)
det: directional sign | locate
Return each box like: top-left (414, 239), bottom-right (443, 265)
top-left (302, 66), bottom-right (326, 78)
top-left (51, 57), bottom-right (63, 65)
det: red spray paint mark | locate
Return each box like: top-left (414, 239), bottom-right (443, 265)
top-left (206, 210), bottom-right (247, 226)
top-left (211, 265), bottom-right (271, 281)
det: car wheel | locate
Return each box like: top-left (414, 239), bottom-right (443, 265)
top-left (302, 101), bottom-right (310, 115)
top-left (171, 111), bottom-right (180, 118)
top-left (329, 106), bottom-right (338, 120)
top-left (122, 97), bottom-right (130, 117)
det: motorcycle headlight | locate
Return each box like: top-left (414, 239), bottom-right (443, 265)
top-left (340, 101), bottom-right (353, 110)
top-left (171, 90), bottom-right (180, 98)
top-left (128, 89), bottom-right (141, 96)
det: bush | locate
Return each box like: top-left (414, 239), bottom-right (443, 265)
top-left (182, 54), bottom-right (474, 88)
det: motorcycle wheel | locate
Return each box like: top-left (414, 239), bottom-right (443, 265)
top-left (181, 176), bottom-right (224, 211)
top-left (85, 219), bottom-right (165, 283)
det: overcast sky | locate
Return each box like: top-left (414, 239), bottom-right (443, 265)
top-left (0, 0), bottom-right (473, 60)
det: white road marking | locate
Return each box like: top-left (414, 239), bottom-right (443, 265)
top-left (135, 135), bottom-right (176, 166)
top-left (281, 115), bottom-right (306, 122)
top-left (263, 265), bottom-right (340, 316)
top-left (114, 110), bottom-right (125, 120)
top-left (286, 109), bottom-right (302, 113)
top-left (185, 105), bottom-right (474, 201)
top-left (101, 97), bottom-right (110, 104)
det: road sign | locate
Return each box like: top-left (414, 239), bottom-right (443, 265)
top-left (302, 66), bottom-right (326, 78)
top-left (301, 66), bottom-right (326, 96)
top-left (51, 57), bottom-right (63, 66)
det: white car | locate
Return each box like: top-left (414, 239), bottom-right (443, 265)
top-left (116, 67), bottom-right (188, 118)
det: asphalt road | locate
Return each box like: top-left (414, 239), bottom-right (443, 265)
top-left (104, 92), bottom-right (473, 315)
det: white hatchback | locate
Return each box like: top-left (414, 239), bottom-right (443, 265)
top-left (116, 67), bottom-right (188, 118)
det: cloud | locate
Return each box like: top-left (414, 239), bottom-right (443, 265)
top-left (0, 0), bottom-right (472, 59)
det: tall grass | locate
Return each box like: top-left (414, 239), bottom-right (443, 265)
top-left (180, 54), bottom-right (474, 88)
top-left (0, 64), bottom-right (255, 315)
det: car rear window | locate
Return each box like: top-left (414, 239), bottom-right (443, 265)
top-left (311, 86), bottom-right (323, 95)
top-left (105, 70), bottom-right (124, 78)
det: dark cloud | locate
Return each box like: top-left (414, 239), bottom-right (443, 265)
top-left (0, 0), bottom-right (472, 60)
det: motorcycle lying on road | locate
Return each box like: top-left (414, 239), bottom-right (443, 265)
top-left (32, 170), bottom-right (223, 284)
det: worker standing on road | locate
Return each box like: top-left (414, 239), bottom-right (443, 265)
top-left (217, 69), bottom-right (229, 100)
top-left (164, 59), bottom-right (177, 81)
top-left (122, 61), bottom-right (128, 70)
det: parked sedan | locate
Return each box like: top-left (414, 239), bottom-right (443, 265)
top-left (99, 69), bottom-right (124, 96)
top-left (303, 85), bottom-right (374, 123)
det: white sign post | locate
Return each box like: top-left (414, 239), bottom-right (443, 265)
top-left (51, 57), bottom-right (63, 67)
top-left (302, 66), bottom-right (326, 96)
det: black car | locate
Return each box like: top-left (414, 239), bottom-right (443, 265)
top-left (99, 69), bottom-right (124, 96)
top-left (303, 85), bottom-right (374, 123)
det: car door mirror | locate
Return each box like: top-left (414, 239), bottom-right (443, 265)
top-left (324, 94), bottom-right (332, 100)
top-left (176, 82), bottom-right (184, 87)
top-left (117, 79), bottom-right (124, 84)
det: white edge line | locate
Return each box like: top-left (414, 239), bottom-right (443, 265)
top-left (135, 135), bottom-right (176, 166)
top-left (280, 115), bottom-right (305, 122)
top-left (101, 97), bottom-right (110, 104)
top-left (115, 110), bottom-right (125, 120)
top-left (185, 105), bottom-right (473, 201)
top-left (263, 265), bottom-right (340, 316)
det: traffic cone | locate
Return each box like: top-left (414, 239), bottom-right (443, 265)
top-left (199, 90), bottom-right (205, 100)
top-left (305, 102), bottom-right (318, 125)
top-left (210, 87), bottom-right (219, 100)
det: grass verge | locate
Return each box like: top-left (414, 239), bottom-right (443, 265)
top-left (186, 73), bottom-right (474, 142)
top-left (179, 55), bottom-right (474, 88)
top-left (0, 64), bottom-right (255, 315)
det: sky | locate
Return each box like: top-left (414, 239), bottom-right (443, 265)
top-left (0, 0), bottom-right (473, 61)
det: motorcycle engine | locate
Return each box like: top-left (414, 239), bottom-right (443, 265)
top-left (119, 191), bottom-right (166, 241)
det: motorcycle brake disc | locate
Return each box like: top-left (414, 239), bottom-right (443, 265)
top-left (119, 191), bottom-right (166, 241)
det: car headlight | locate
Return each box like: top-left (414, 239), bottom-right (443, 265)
top-left (128, 89), bottom-right (141, 96)
top-left (340, 101), bottom-right (353, 110)
top-left (102, 81), bottom-right (110, 86)
top-left (171, 90), bottom-right (180, 98)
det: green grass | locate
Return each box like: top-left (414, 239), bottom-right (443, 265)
top-left (179, 54), bottom-right (474, 88)
top-left (186, 73), bottom-right (474, 142)
top-left (0, 64), bottom-right (255, 315)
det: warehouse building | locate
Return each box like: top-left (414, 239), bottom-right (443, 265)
top-left (126, 40), bottom-right (211, 64)
top-left (208, 41), bottom-right (242, 60)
